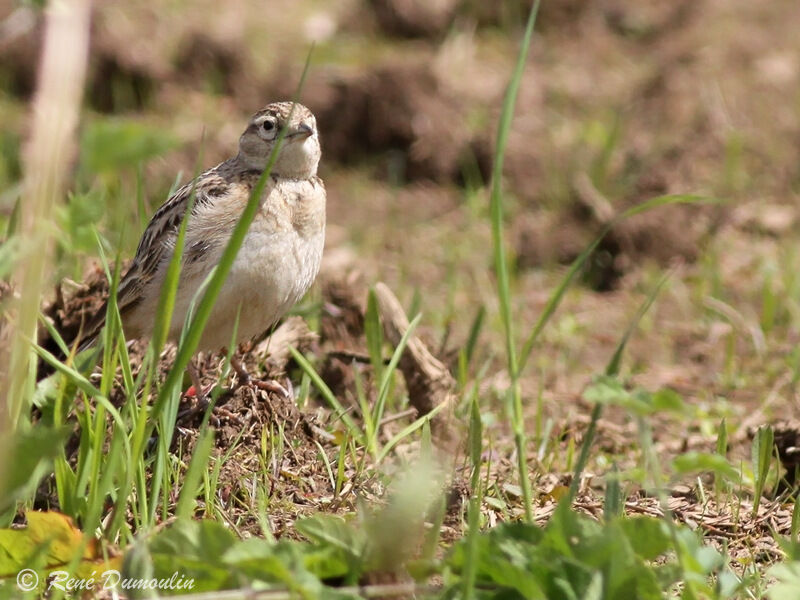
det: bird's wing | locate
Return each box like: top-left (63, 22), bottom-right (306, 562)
top-left (78, 164), bottom-right (250, 349)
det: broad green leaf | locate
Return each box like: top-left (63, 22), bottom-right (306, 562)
top-left (0, 426), bottom-right (72, 516)
top-left (651, 388), bottom-right (686, 413)
top-left (295, 515), bottom-right (364, 561)
top-left (768, 562), bottom-right (800, 600)
top-left (147, 519), bottom-right (237, 561)
top-left (617, 517), bottom-right (672, 560)
top-left (588, 383), bottom-right (648, 413)
top-left (0, 511), bottom-right (119, 578)
top-left (671, 451), bottom-right (739, 481)
top-left (127, 519), bottom-right (238, 593)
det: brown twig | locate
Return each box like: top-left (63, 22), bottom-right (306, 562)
top-left (373, 282), bottom-right (457, 449)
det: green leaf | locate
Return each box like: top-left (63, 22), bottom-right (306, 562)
top-left (582, 376), bottom-right (652, 414)
top-left (469, 395), bottom-right (483, 470)
top-left (768, 562), bottom-right (800, 600)
top-left (148, 519), bottom-right (237, 560)
top-left (126, 519), bottom-right (239, 593)
top-left (0, 425), bottom-right (72, 516)
top-left (295, 515), bottom-right (364, 561)
top-left (751, 425), bottom-right (775, 516)
top-left (617, 517), bottom-right (672, 560)
top-left (671, 452), bottom-right (739, 482)
top-left (716, 418), bottom-right (728, 457)
top-left (364, 288), bottom-right (384, 381)
top-left (651, 388), bottom-right (686, 413)
top-left (602, 466), bottom-right (623, 520)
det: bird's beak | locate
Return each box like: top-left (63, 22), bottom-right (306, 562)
top-left (287, 123), bottom-right (314, 139)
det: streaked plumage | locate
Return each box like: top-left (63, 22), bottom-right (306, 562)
top-left (81, 102), bottom-right (325, 352)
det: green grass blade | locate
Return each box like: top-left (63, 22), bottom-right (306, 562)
top-left (176, 427), bottom-right (215, 519)
top-left (32, 342), bottom-right (106, 401)
top-left (487, 0), bottom-right (541, 526)
top-left (461, 394), bottom-right (486, 600)
top-left (517, 194), bottom-right (715, 376)
top-left (290, 346), bottom-right (364, 443)
top-left (751, 425), bottom-right (774, 518)
top-left (464, 305), bottom-right (486, 370)
top-left (490, 0), bottom-right (540, 376)
top-left (373, 313), bottom-right (421, 431)
top-left (567, 269), bottom-right (671, 505)
top-left (365, 288), bottom-right (385, 381)
top-left (376, 400), bottom-right (448, 464)
top-left (150, 175), bottom-right (197, 357)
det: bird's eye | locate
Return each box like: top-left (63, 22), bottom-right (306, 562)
top-left (262, 120), bottom-right (275, 132)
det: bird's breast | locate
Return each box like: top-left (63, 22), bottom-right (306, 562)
top-left (217, 179), bottom-right (326, 342)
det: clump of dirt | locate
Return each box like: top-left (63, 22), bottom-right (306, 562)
top-left (513, 192), bottom-right (721, 291)
top-left (367, 0), bottom-right (459, 39)
top-left (600, 1), bottom-right (698, 42)
top-left (0, 5), bottom-right (41, 99)
top-left (285, 59), bottom-right (477, 183)
top-left (473, 0), bottom-right (589, 31)
top-left (39, 262), bottom-right (113, 355)
top-left (172, 31), bottom-right (250, 100)
top-left (88, 55), bottom-right (157, 113)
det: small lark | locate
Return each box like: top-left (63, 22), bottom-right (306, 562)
top-left (81, 102), bottom-right (325, 395)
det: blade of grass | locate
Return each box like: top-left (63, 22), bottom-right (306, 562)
top-left (365, 288), bottom-right (385, 382)
top-left (372, 313), bottom-right (421, 434)
top-left (376, 400), bottom-right (449, 464)
top-left (488, 0), bottom-right (540, 525)
top-left (290, 346), bottom-right (364, 443)
top-left (2, 0), bottom-right (91, 433)
top-left (175, 427), bottom-right (215, 519)
top-left (516, 194), bottom-right (714, 377)
top-left (120, 147), bottom-right (203, 534)
top-left (464, 305), bottom-right (486, 370)
top-left (461, 394), bottom-right (484, 600)
top-left (751, 425), bottom-right (775, 518)
top-left (567, 269), bottom-right (672, 504)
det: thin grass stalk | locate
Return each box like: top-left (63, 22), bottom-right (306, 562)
top-left (461, 395), bottom-right (484, 600)
top-left (176, 428), bottom-right (215, 519)
top-left (567, 270), bottom-right (671, 504)
top-left (525, 195), bottom-right (713, 378)
top-left (146, 183), bottom-right (200, 523)
top-left (107, 141), bottom-right (204, 537)
top-left (636, 415), bottom-right (700, 600)
top-left (290, 346), bottom-right (364, 442)
top-left (517, 194), bottom-right (711, 376)
top-left (1, 0), bottom-right (91, 432)
top-left (489, 0), bottom-right (540, 524)
top-left (372, 314), bottom-right (421, 438)
top-left (376, 400), bottom-right (448, 464)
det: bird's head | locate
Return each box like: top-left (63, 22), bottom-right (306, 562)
top-left (237, 101), bottom-right (320, 178)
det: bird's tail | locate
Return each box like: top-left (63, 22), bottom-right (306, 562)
top-left (35, 301), bottom-right (107, 381)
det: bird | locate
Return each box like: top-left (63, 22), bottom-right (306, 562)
top-left (78, 101), bottom-right (326, 402)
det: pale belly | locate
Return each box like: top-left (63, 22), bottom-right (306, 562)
top-left (125, 226), bottom-right (325, 351)
top-left (174, 227), bottom-right (324, 350)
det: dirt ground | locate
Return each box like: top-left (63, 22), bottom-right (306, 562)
top-left (5, 0), bottom-right (800, 570)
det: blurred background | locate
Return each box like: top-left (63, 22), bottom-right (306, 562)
top-left (2, 0), bottom-right (800, 417)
